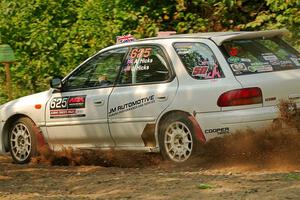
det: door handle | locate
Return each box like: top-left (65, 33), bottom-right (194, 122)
top-left (94, 99), bottom-right (104, 106)
top-left (157, 96), bottom-right (168, 102)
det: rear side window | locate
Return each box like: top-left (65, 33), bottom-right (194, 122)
top-left (222, 37), bottom-right (300, 75)
top-left (118, 46), bottom-right (171, 85)
top-left (174, 42), bottom-right (225, 80)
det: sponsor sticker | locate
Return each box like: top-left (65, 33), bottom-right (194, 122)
top-left (205, 127), bottom-right (230, 135)
top-left (248, 66), bottom-right (256, 72)
top-left (49, 96), bottom-right (86, 118)
top-left (132, 65), bottom-right (149, 71)
top-left (68, 96), bottom-right (85, 108)
top-left (205, 63), bottom-right (222, 79)
top-left (50, 109), bottom-right (85, 119)
top-left (198, 61), bottom-right (209, 66)
top-left (123, 65), bottom-right (131, 72)
top-left (230, 63), bottom-right (247, 72)
top-left (127, 59), bottom-right (133, 65)
top-left (175, 43), bottom-right (193, 54)
top-left (108, 95), bottom-right (155, 117)
top-left (262, 53), bottom-right (278, 61)
top-left (229, 47), bottom-right (239, 57)
top-left (125, 48), bottom-right (154, 72)
top-left (290, 57), bottom-right (300, 67)
top-left (227, 56), bottom-right (241, 63)
top-left (248, 62), bottom-right (273, 72)
top-left (192, 66), bottom-right (208, 77)
top-left (240, 58), bottom-right (251, 63)
top-left (130, 48), bottom-right (152, 59)
top-left (269, 60), bottom-right (281, 66)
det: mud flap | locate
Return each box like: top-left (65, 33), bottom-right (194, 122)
top-left (141, 124), bottom-right (156, 147)
top-left (33, 125), bottom-right (50, 151)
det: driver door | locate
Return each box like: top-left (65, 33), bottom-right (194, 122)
top-left (45, 47), bottom-right (128, 149)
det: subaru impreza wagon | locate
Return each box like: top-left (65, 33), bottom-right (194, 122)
top-left (0, 29), bottom-right (299, 163)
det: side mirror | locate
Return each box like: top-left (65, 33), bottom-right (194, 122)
top-left (50, 77), bottom-right (62, 90)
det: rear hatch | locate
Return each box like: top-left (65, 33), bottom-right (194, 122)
top-left (221, 37), bottom-right (300, 107)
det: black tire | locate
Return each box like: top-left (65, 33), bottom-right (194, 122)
top-left (158, 114), bottom-right (197, 162)
top-left (9, 117), bottom-right (38, 164)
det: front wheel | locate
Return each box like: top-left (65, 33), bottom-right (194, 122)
top-left (9, 117), bottom-right (38, 164)
top-left (159, 115), bottom-right (197, 162)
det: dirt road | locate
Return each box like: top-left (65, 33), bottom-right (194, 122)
top-left (1, 150), bottom-right (300, 200)
top-left (1, 111), bottom-right (300, 200)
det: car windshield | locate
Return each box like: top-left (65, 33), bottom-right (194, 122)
top-left (221, 37), bottom-right (300, 75)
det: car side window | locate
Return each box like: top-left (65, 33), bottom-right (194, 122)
top-left (174, 42), bottom-right (225, 80)
top-left (118, 46), bottom-right (171, 85)
top-left (63, 47), bottom-right (128, 91)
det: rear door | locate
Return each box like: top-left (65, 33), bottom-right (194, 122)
top-left (108, 45), bottom-right (178, 147)
top-left (222, 37), bottom-right (300, 106)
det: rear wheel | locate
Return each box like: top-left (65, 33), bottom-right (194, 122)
top-left (159, 115), bottom-right (196, 162)
top-left (9, 118), bottom-right (37, 164)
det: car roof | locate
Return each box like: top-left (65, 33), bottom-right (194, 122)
top-left (138, 29), bottom-right (288, 46)
top-left (101, 29), bottom-right (288, 53)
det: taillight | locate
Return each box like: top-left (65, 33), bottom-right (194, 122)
top-left (217, 87), bottom-right (262, 107)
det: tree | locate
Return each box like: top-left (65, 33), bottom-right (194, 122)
top-left (0, 0), bottom-right (299, 104)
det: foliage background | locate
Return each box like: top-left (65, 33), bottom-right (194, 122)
top-left (0, 0), bottom-right (299, 103)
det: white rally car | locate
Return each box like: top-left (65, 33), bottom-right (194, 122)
top-left (0, 30), bottom-right (300, 164)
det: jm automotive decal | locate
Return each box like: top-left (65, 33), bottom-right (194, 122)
top-left (108, 95), bottom-right (155, 117)
top-left (50, 96), bottom-right (86, 118)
